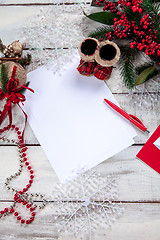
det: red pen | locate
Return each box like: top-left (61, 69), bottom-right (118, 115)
top-left (104, 98), bottom-right (149, 133)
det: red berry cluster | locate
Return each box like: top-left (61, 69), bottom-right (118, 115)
top-left (105, 31), bottom-right (113, 41)
top-left (103, 1), bottom-right (118, 13)
top-left (95, 0), bottom-right (160, 63)
top-left (0, 125), bottom-right (36, 224)
top-left (113, 14), bottom-right (132, 39)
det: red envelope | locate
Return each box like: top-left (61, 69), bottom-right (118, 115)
top-left (137, 125), bottom-right (160, 174)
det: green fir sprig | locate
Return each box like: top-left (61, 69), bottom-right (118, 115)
top-left (0, 64), bottom-right (9, 93)
top-left (0, 39), bottom-right (4, 53)
top-left (140, 0), bottom-right (160, 40)
top-left (123, 6), bottom-right (142, 25)
top-left (89, 26), bottom-right (115, 40)
top-left (119, 46), bottom-right (137, 89)
top-left (18, 53), bottom-right (32, 68)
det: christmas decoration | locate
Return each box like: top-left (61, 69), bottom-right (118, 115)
top-left (0, 62), bottom-right (27, 91)
top-left (0, 125), bottom-right (36, 224)
top-left (86, 0), bottom-right (160, 88)
top-left (0, 65), bottom-right (33, 136)
top-left (0, 39), bottom-right (31, 68)
top-left (77, 38), bottom-right (120, 80)
top-left (53, 170), bottom-right (124, 239)
top-left (0, 39), bottom-right (33, 131)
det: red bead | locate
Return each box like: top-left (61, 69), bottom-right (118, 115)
top-left (25, 162), bottom-right (29, 166)
top-left (4, 208), bottom-right (8, 212)
top-left (23, 157), bottom-right (27, 162)
top-left (14, 212), bottom-right (18, 216)
top-left (30, 175), bottom-right (34, 179)
top-left (17, 131), bottom-right (21, 135)
top-left (31, 212), bottom-right (36, 216)
top-left (0, 211), bottom-right (4, 214)
top-left (15, 127), bottom-right (19, 131)
top-left (30, 208), bottom-right (35, 212)
top-left (21, 219), bottom-right (25, 224)
top-left (26, 204), bottom-right (31, 208)
top-left (11, 125), bottom-right (15, 129)
top-left (29, 180), bottom-right (33, 184)
top-left (10, 208), bottom-right (14, 213)
top-left (30, 170), bottom-right (34, 174)
top-left (28, 166), bottom-right (31, 170)
top-left (17, 216), bottom-right (21, 221)
top-left (23, 188), bottom-right (27, 192)
top-left (30, 217), bottom-right (34, 222)
top-left (22, 153), bottom-right (26, 157)
top-left (26, 220), bottom-right (30, 224)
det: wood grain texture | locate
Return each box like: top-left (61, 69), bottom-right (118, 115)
top-left (0, 146), bottom-right (160, 201)
top-left (0, 202), bottom-right (160, 240)
top-left (0, 2), bottom-right (160, 239)
top-left (0, 93), bottom-right (159, 145)
top-left (0, 0), bottom-right (87, 4)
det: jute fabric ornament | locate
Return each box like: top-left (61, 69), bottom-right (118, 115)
top-left (0, 61), bottom-right (26, 89)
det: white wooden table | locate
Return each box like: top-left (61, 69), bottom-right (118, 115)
top-left (0, 1), bottom-right (160, 239)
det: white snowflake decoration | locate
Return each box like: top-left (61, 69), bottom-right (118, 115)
top-left (51, 170), bottom-right (124, 240)
top-left (20, 1), bottom-right (92, 71)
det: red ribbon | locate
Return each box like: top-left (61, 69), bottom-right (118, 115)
top-left (0, 66), bottom-right (34, 140)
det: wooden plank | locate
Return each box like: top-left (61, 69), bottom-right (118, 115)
top-left (0, 92), bottom-right (159, 145)
top-left (0, 202), bottom-right (160, 240)
top-left (0, 0), bottom-right (89, 4)
top-left (0, 5), bottom-right (159, 93)
top-left (0, 146), bottom-right (160, 201)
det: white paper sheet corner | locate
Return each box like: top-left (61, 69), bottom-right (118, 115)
top-left (154, 137), bottom-right (160, 150)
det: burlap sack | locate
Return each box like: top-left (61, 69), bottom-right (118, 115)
top-left (0, 61), bottom-right (26, 88)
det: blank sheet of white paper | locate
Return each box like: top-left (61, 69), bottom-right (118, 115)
top-left (23, 54), bottom-right (136, 183)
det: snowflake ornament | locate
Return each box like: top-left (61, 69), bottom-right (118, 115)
top-left (52, 170), bottom-right (124, 240)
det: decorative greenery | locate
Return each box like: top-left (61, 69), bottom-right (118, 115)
top-left (140, 0), bottom-right (160, 40)
top-left (135, 65), bottom-right (158, 85)
top-left (87, 0), bottom-right (160, 88)
top-left (123, 6), bottom-right (141, 26)
top-left (0, 39), bottom-right (4, 53)
top-left (84, 11), bottom-right (119, 25)
top-left (135, 61), bottom-right (155, 75)
top-left (0, 64), bottom-right (9, 93)
top-left (119, 46), bottom-right (137, 89)
top-left (89, 26), bottom-right (114, 40)
top-left (18, 53), bottom-right (32, 68)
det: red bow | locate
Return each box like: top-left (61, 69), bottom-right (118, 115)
top-left (0, 66), bottom-right (34, 140)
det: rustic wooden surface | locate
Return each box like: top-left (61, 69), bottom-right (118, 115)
top-left (0, 1), bottom-right (160, 240)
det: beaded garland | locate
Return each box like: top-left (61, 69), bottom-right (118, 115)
top-left (0, 125), bottom-right (51, 224)
top-left (0, 125), bottom-right (36, 224)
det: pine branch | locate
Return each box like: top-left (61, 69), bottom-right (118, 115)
top-left (0, 64), bottom-right (9, 93)
top-left (0, 39), bottom-right (4, 53)
top-left (88, 26), bottom-right (114, 40)
top-left (119, 46), bottom-right (137, 89)
top-left (123, 6), bottom-right (141, 25)
top-left (18, 53), bottom-right (32, 67)
top-left (140, 0), bottom-right (160, 40)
